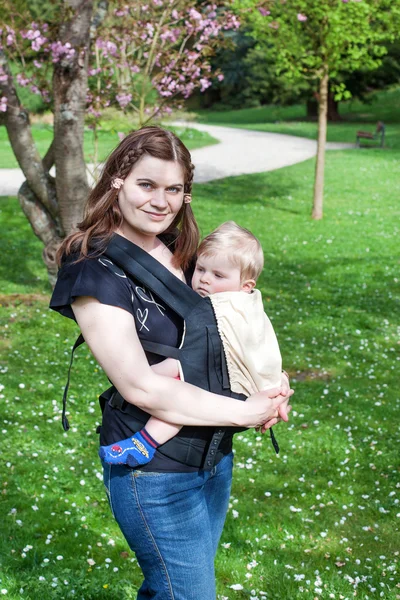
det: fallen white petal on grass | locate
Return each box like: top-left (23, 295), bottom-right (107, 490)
top-left (230, 584), bottom-right (244, 590)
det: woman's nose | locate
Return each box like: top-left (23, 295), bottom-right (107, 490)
top-left (150, 189), bottom-right (168, 209)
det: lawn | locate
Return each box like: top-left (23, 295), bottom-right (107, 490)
top-left (0, 148), bottom-right (399, 599)
top-left (196, 87), bottom-right (400, 150)
top-left (0, 120), bottom-right (218, 169)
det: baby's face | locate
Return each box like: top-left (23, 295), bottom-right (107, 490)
top-left (192, 254), bottom-right (243, 297)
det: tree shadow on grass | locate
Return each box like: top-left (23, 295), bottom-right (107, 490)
top-left (260, 253), bottom-right (399, 323)
top-left (196, 172), bottom-right (304, 214)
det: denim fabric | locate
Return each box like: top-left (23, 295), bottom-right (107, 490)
top-left (102, 452), bottom-right (234, 600)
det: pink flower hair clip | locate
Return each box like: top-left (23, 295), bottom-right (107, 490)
top-left (184, 194), bottom-right (192, 204)
top-left (111, 178), bottom-right (124, 190)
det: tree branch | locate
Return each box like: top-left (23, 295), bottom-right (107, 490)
top-left (0, 51), bottom-right (59, 221)
top-left (42, 139), bottom-right (55, 172)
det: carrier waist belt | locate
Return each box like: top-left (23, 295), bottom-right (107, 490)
top-left (103, 387), bottom-right (232, 469)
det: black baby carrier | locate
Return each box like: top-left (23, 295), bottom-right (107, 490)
top-left (62, 234), bottom-right (279, 470)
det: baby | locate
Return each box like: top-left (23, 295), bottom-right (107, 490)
top-left (99, 221), bottom-right (288, 466)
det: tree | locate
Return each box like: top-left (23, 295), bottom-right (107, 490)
top-left (236, 0), bottom-right (399, 219)
top-left (0, 0), bottom-right (239, 284)
top-left (0, 0), bottom-right (92, 283)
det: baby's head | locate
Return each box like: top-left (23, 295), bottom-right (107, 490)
top-left (192, 221), bottom-right (264, 297)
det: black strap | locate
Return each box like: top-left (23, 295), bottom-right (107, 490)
top-left (105, 234), bottom-right (201, 319)
top-left (269, 427), bottom-right (279, 454)
top-left (62, 334), bottom-right (85, 431)
top-left (141, 340), bottom-right (181, 360)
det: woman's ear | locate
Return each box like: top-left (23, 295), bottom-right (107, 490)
top-left (241, 279), bottom-right (256, 293)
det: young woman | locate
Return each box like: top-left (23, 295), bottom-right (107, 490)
top-left (50, 126), bottom-right (293, 600)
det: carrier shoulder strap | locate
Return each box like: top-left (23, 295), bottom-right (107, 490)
top-left (104, 233), bottom-right (201, 319)
top-left (62, 333), bottom-right (85, 431)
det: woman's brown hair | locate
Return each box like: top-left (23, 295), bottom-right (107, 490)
top-left (57, 126), bottom-right (199, 270)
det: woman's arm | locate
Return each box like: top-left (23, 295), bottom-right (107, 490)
top-left (151, 358), bottom-right (180, 378)
top-left (72, 297), bottom-right (292, 429)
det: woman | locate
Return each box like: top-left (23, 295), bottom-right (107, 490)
top-left (50, 126), bottom-right (293, 600)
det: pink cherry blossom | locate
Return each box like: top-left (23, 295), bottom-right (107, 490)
top-left (297, 13), bottom-right (308, 21)
top-left (16, 73), bottom-right (31, 87)
top-left (115, 92), bottom-right (132, 108)
top-left (189, 8), bottom-right (202, 21)
top-left (258, 7), bottom-right (271, 16)
top-left (50, 41), bottom-right (76, 63)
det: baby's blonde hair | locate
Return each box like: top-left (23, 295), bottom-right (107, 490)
top-left (197, 221), bottom-right (264, 282)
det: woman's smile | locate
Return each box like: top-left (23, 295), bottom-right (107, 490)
top-left (143, 210), bottom-right (169, 220)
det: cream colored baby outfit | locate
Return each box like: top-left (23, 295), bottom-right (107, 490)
top-left (210, 289), bottom-right (282, 397)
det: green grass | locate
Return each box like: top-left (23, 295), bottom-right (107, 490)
top-left (0, 122), bottom-right (218, 169)
top-left (1, 148), bottom-right (399, 598)
top-left (196, 87), bottom-right (400, 149)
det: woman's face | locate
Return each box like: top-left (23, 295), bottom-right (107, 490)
top-left (116, 155), bottom-right (185, 244)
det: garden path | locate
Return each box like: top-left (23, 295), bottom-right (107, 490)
top-left (176, 121), bottom-right (355, 183)
top-left (0, 122), bottom-right (354, 195)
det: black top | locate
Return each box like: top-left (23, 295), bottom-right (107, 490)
top-left (50, 241), bottom-right (202, 472)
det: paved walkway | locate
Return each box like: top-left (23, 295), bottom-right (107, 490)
top-left (0, 122), bottom-right (355, 195)
top-left (182, 122), bottom-right (355, 183)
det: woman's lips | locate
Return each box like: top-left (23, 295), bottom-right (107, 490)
top-left (144, 211), bottom-right (168, 220)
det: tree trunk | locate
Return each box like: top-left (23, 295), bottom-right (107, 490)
top-left (312, 69), bottom-right (329, 220)
top-left (308, 87), bottom-right (340, 122)
top-left (53, 0), bottom-right (93, 236)
top-left (328, 92), bottom-right (340, 122)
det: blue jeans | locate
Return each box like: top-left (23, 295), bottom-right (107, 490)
top-left (102, 452), bottom-right (234, 600)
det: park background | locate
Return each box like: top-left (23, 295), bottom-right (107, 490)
top-left (0, 1), bottom-right (399, 599)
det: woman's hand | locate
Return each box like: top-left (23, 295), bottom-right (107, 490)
top-left (257, 371), bottom-right (293, 433)
top-left (257, 402), bottom-right (293, 433)
top-left (242, 385), bottom-right (294, 429)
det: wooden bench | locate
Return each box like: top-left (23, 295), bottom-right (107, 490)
top-left (356, 121), bottom-right (385, 148)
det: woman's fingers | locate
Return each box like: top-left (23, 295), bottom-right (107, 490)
top-left (259, 404), bottom-right (293, 433)
top-left (245, 388), bottom-right (294, 429)
top-left (278, 402), bottom-right (289, 422)
top-left (260, 417), bottom-right (281, 433)
top-left (276, 388), bottom-right (295, 403)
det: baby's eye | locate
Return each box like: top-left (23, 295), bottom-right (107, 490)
top-left (214, 273), bottom-right (224, 279)
top-left (196, 266), bottom-right (205, 273)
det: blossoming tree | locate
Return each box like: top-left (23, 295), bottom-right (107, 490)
top-left (237, 0), bottom-right (399, 219)
top-left (0, 0), bottom-right (239, 283)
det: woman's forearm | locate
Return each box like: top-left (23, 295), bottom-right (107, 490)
top-left (119, 373), bottom-right (249, 427)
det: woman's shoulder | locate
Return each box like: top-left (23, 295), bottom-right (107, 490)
top-left (50, 253), bottom-right (134, 320)
top-left (63, 252), bottom-right (129, 278)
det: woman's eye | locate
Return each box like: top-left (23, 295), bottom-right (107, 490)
top-left (167, 187), bottom-right (180, 193)
top-left (139, 182), bottom-right (152, 189)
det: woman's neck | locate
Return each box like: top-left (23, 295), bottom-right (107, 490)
top-left (114, 226), bottom-right (185, 282)
top-left (115, 226), bottom-right (161, 254)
